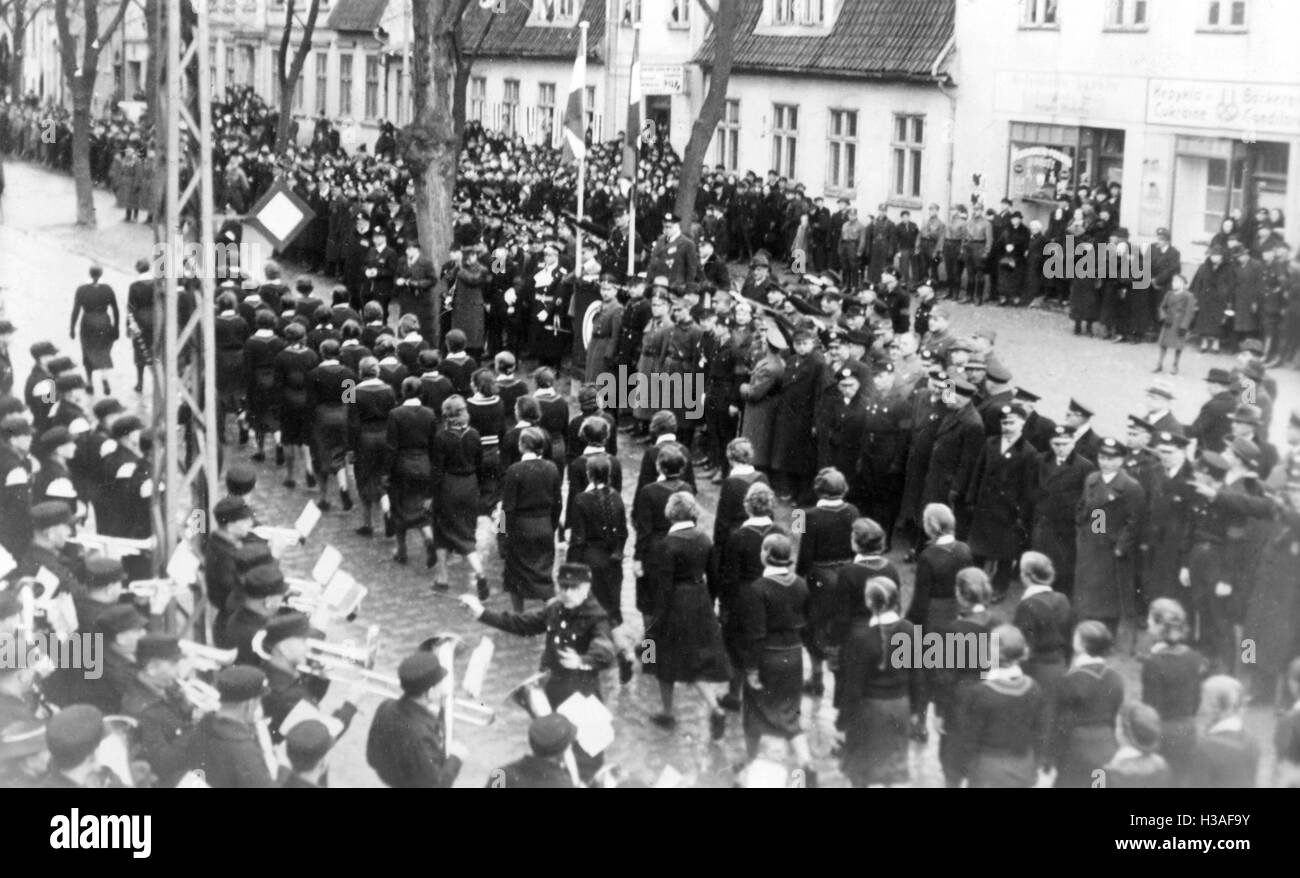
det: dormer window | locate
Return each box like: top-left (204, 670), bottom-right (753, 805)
top-left (773, 0), bottom-right (825, 26)
top-left (532, 0), bottom-right (578, 25)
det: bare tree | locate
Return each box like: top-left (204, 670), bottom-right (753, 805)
top-left (275, 0), bottom-right (322, 153)
top-left (53, 0), bottom-right (132, 226)
top-left (1, 0), bottom-right (52, 101)
top-left (674, 0), bottom-right (739, 225)
top-left (451, 6), bottom-right (496, 137)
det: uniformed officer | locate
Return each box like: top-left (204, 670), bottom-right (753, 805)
top-left (0, 414), bottom-right (35, 557)
top-left (206, 496), bottom-right (257, 639)
top-left (120, 634), bottom-right (199, 788)
top-left (1031, 426), bottom-right (1095, 599)
top-left (858, 363), bottom-right (911, 546)
top-left (282, 718), bottom-right (334, 788)
top-left (1064, 398), bottom-right (1102, 462)
top-left (1073, 437), bottom-right (1145, 636)
top-left (0, 320), bottom-right (15, 398)
top-left (663, 297), bottom-right (704, 452)
top-left (487, 714), bottom-right (578, 789)
top-left (22, 340), bottom-right (59, 432)
top-left (366, 651), bottom-right (466, 788)
top-left (967, 403), bottom-right (1039, 600)
top-left (218, 563), bottom-right (288, 665)
top-left (257, 611), bottom-right (358, 742)
top-left (73, 555), bottom-right (128, 631)
top-left (1123, 415), bottom-right (1162, 500)
top-left (99, 414), bottom-right (153, 580)
top-left (976, 362), bottom-right (1016, 436)
top-left (815, 367), bottom-right (868, 497)
top-left (1017, 388), bottom-right (1057, 454)
top-left (78, 397), bottom-right (124, 523)
top-left (186, 665), bottom-right (277, 788)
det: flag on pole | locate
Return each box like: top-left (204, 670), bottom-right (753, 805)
top-left (562, 25), bottom-right (588, 161)
top-left (622, 27), bottom-right (641, 180)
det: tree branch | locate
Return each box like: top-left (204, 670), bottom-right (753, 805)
top-left (694, 0), bottom-right (715, 24)
top-left (278, 0), bottom-right (295, 86)
top-left (96, 0), bottom-right (133, 51)
top-left (52, 0), bottom-right (78, 84)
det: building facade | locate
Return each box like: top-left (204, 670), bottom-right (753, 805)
top-left (952, 0), bottom-right (1299, 267)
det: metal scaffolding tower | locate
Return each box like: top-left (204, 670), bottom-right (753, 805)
top-left (155, 0), bottom-right (218, 625)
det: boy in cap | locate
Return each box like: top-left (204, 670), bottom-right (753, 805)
top-left (16, 501), bottom-right (79, 601)
top-left (40, 705), bottom-right (122, 788)
top-left (282, 719), bottom-right (334, 788)
top-left (257, 611), bottom-right (358, 742)
top-left (0, 414), bottom-right (35, 557)
top-left (121, 634), bottom-right (199, 788)
top-left (487, 714), bottom-right (578, 789)
top-left (218, 563), bottom-right (288, 665)
top-left (1188, 368), bottom-right (1238, 454)
top-left (366, 651), bottom-right (466, 788)
top-left (186, 665), bottom-right (277, 788)
top-left (1073, 438), bottom-right (1145, 638)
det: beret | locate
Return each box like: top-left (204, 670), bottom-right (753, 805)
top-left (242, 564), bottom-right (287, 598)
top-left (30, 341), bottom-right (59, 359)
top-left (110, 415), bottom-right (145, 438)
top-left (136, 634), bottom-right (182, 664)
top-left (84, 556), bottom-right (125, 588)
top-left (286, 719), bottom-right (334, 770)
top-left (31, 501), bottom-right (72, 529)
top-left (224, 463), bottom-right (257, 494)
top-left (216, 665), bottom-right (268, 702)
top-left (93, 604), bottom-right (147, 636)
top-left (528, 714), bottom-right (577, 758)
top-left (37, 426), bottom-right (73, 453)
top-left (54, 374), bottom-right (87, 393)
top-left (398, 651), bottom-right (446, 695)
top-left (46, 705), bottom-right (104, 767)
top-left (215, 496), bottom-right (255, 526)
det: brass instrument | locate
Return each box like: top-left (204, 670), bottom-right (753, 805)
top-left (178, 640), bottom-right (237, 673)
top-left (179, 678), bottom-right (222, 714)
top-left (73, 533), bottom-right (156, 559)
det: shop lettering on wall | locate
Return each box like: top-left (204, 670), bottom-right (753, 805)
top-left (1147, 78), bottom-right (1300, 136)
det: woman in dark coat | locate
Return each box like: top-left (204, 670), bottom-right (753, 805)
top-left (566, 453), bottom-right (628, 629)
top-left (1140, 598), bottom-right (1208, 787)
top-left (717, 481), bottom-right (782, 710)
top-left (739, 531), bottom-right (812, 771)
top-left (769, 329), bottom-right (823, 497)
top-left (931, 568), bottom-right (999, 787)
top-left (645, 490), bottom-right (731, 738)
top-left (739, 331), bottom-right (785, 472)
top-left (632, 443), bottom-right (695, 619)
top-left (1073, 443), bottom-right (1144, 634)
top-left (500, 426), bottom-right (563, 611)
top-left (70, 265), bottom-right (120, 395)
top-left (532, 368), bottom-right (571, 465)
top-left (465, 368), bottom-right (505, 514)
top-left (386, 376), bottom-right (438, 565)
top-left (273, 323), bottom-right (319, 488)
top-left (214, 291), bottom-right (249, 445)
top-left (1190, 248), bottom-right (1237, 352)
top-left (125, 259), bottom-right (156, 393)
top-left (1031, 428), bottom-right (1095, 598)
top-left (838, 577), bottom-right (914, 787)
top-left (1050, 621), bottom-right (1124, 787)
top-left (794, 468), bottom-right (860, 697)
top-left (431, 394), bottom-right (486, 597)
top-left (451, 246), bottom-right (489, 357)
top-left (242, 310), bottom-right (286, 462)
top-left (1068, 243), bottom-right (1101, 336)
top-left (349, 358), bottom-right (396, 538)
top-left (1242, 488), bottom-right (1300, 707)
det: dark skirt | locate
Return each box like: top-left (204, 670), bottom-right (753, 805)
top-left (477, 445), bottom-right (501, 515)
top-left (502, 512), bottom-right (556, 600)
top-left (313, 405), bottom-right (349, 474)
top-left (435, 471), bottom-right (479, 555)
top-left (742, 643), bottom-right (804, 740)
top-left (568, 544), bottom-right (623, 626)
top-left (804, 560), bottom-right (850, 660)
top-left (353, 426), bottom-right (391, 502)
top-left (841, 695), bottom-right (911, 786)
top-left (1159, 716), bottom-right (1197, 787)
top-left (246, 372), bottom-right (280, 432)
top-left (80, 311), bottom-right (116, 370)
top-left (969, 750), bottom-right (1037, 788)
top-left (645, 579), bottom-right (731, 684)
top-left (216, 350), bottom-right (244, 398)
top-left (279, 403), bottom-right (312, 445)
top-left (390, 451), bottom-right (433, 529)
top-left (1054, 724), bottom-right (1118, 788)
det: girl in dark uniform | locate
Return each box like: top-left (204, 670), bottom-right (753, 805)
top-left (953, 624), bottom-right (1047, 788)
top-left (838, 577), bottom-right (914, 787)
top-left (532, 367), bottom-right (570, 464)
top-left (359, 302), bottom-right (389, 349)
top-left (632, 443), bottom-right (694, 621)
top-left (373, 336), bottom-right (409, 398)
top-left (466, 369), bottom-right (504, 515)
top-left (1102, 703), bottom-right (1172, 788)
top-left (1140, 597), bottom-right (1208, 787)
top-left (739, 532), bottom-right (812, 776)
top-left (306, 339), bottom-right (357, 512)
top-left (273, 323), bottom-right (319, 489)
top-left (349, 358), bottom-right (396, 538)
top-left (932, 568), bottom-right (999, 787)
top-left (394, 314), bottom-right (429, 376)
top-left (717, 482), bottom-right (782, 711)
top-left (830, 519), bottom-right (902, 713)
top-left (1191, 675), bottom-right (1259, 788)
top-left (69, 265), bottom-right (120, 396)
top-left (566, 452), bottom-right (627, 628)
top-left (500, 426), bottom-right (563, 612)
top-left (385, 377), bottom-right (437, 565)
top-left (1050, 620), bottom-right (1124, 787)
top-left (417, 349), bottom-right (454, 417)
top-left (242, 310), bottom-right (285, 462)
top-left (431, 395), bottom-right (486, 597)
top-left (440, 329), bottom-right (477, 397)
top-left (125, 259), bottom-right (156, 394)
top-left (795, 468), bottom-right (860, 697)
top-left (646, 491), bottom-right (731, 739)
top-left (214, 291), bottom-right (249, 445)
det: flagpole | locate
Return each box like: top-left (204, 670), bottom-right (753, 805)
top-left (576, 22), bottom-right (588, 287)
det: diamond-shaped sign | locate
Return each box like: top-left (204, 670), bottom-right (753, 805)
top-left (246, 178), bottom-right (316, 251)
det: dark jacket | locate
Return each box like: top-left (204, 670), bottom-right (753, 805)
top-left (186, 713), bottom-right (276, 789)
top-left (366, 696), bottom-right (462, 788)
top-left (486, 754), bottom-right (575, 789)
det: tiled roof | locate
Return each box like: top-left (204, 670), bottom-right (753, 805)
top-left (695, 0), bottom-right (954, 82)
top-left (326, 0), bottom-right (390, 33)
top-left (459, 1), bottom-right (605, 62)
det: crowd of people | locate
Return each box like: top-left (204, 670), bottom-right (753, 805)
top-left (1, 90), bottom-right (1300, 788)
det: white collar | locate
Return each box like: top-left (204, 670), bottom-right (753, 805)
top-left (253, 328), bottom-right (274, 338)
top-left (583, 445), bottom-right (605, 455)
top-left (869, 610), bottom-right (900, 627)
top-left (985, 664), bottom-right (1024, 682)
top-left (656, 433), bottom-right (676, 444)
top-left (521, 452), bottom-right (540, 461)
top-left (668, 521), bottom-right (695, 533)
top-left (401, 398), bottom-right (421, 407)
top-left (816, 499), bottom-right (845, 509)
top-left (729, 463), bottom-right (755, 476)
top-left (403, 332), bottom-right (423, 343)
top-left (1207, 715), bottom-right (1244, 735)
top-left (341, 339), bottom-right (360, 347)
top-left (742, 516), bottom-right (773, 527)
top-left (854, 553), bottom-right (884, 565)
top-left (762, 565), bottom-right (793, 578)
top-left (378, 356), bottom-right (399, 366)
top-left (320, 359), bottom-right (340, 366)
top-left (934, 534), bottom-right (955, 545)
top-left (446, 351), bottom-right (468, 361)
top-left (1100, 471), bottom-right (1118, 483)
top-left (534, 388), bottom-right (559, 399)
top-left (359, 377), bottom-right (386, 386)
top-left (1071, 653), bottom-right (1106, 670)
top-left (1022, 584), bottom-right (1052, 599)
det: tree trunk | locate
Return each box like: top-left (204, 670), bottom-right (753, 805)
top-left (70, 79), bottom-right (95, 226)
top-left (8, 1), bottom-right (26, 101)
top-left (406, 0), bottom-right (460, 345)
top-left (674, 0), bottom-right (740, 226)
top-left (275, 0), bottom-right (321, 154)
top-left (452, 12), bottom-right (495, 139)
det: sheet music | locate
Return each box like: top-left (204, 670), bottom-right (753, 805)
top-left (311, 545), bottom-right (343, 587)
top-left (165, 542), bottom-right (200, 586)
top-left (294, 501), bottom-right (322, 539)
top-left (463, 637), bottom-right (495, 700)
top-left (0, 544), bottom-right (15, 581)
top-left (557, 692), bottom-right (615, 757)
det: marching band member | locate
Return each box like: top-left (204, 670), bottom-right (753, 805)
top-left (40, 705), bottom-right (126, 788)
top-left (487, 714), bottom-right (579, 789)
top-left (461, 562), bottom-right (614, 781)
top-left (187, 666), bottom-right (277, 788)
top-left (32, 426), bottom-right (80, 513)
top-left (0, 414), bottom-right (35, 557)
top-left (72, 556), bottom-right (128, 631)
top-left (219, 564), bottom-right (288, 665)
top-left (258, 612), bottom-right (358, 742)
top-left (283, 719), bottom-right (335, 789)
top-left (366, 651), bottom-right (465, 788)
top-left (121, 634), bottom-right (201, 788)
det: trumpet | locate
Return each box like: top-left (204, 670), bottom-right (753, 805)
top-left (179, 640), bottom-right (237, 673)
top-left (73, 534), bottom-right (156, 559)
top-left (303, 624), bottom-right (380, 672)
top-left (506, 671), bottom-right (553, 718)
top-left (179, 677), bottom-right (221, 714)
top-left (301, 661), bottom-right (496, 726)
